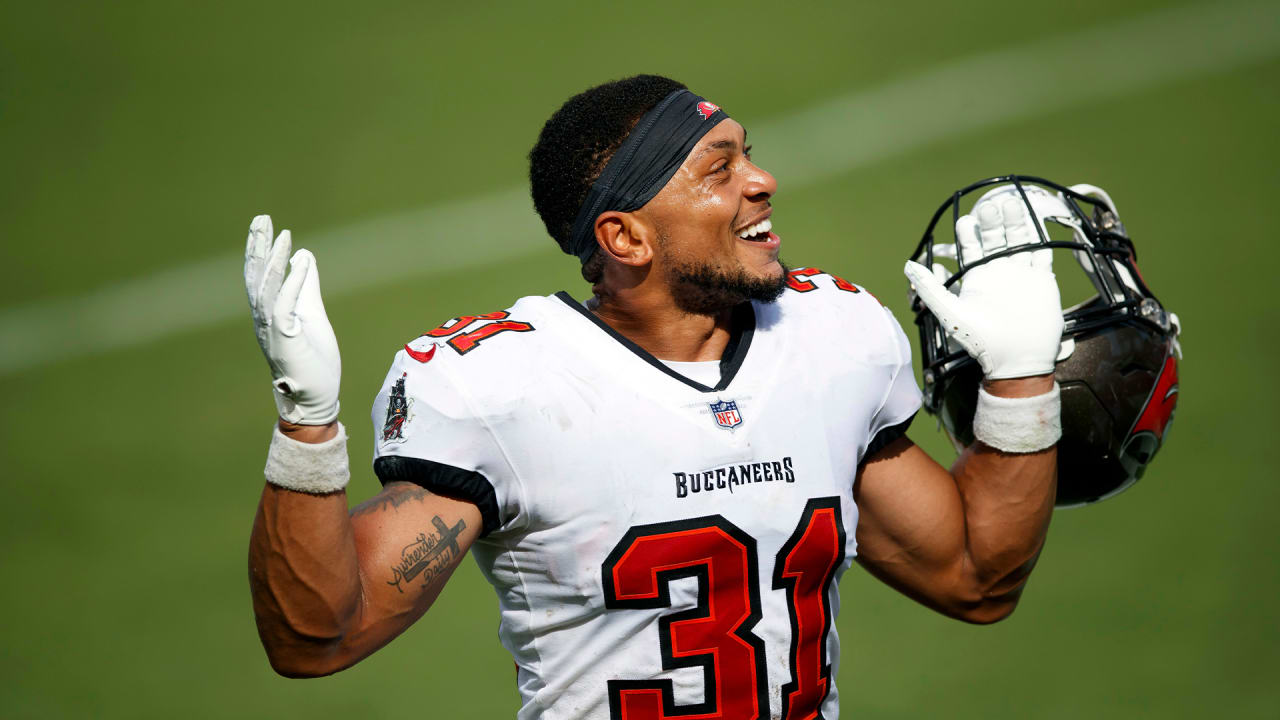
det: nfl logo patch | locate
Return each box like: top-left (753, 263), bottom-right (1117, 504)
top-left (709, 399), bottom-right (743, 430)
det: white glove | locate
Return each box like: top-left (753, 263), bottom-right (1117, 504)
top-left (244, 215), bottom-right (342, 424)
top-left (904, 195), bottom-right (1063, 379)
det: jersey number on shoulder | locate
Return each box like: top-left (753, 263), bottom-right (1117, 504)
top-left (420, 310), bottom-right (534, 355)
top-left (601, 498), bottom-right (845, 720)
top-left (786, 267), bottom-right (859, 294)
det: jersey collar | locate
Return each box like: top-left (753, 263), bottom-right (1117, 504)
top-left (553, 291), bottom-right (756, 393)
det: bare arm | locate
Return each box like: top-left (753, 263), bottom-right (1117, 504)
top-left (248, 421), bottom-right (482, 677)
top-left (853, 375), bottom-right (1057, 624)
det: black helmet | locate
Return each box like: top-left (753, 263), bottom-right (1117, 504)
top-left (909, 176), bottom-right (1182, 507)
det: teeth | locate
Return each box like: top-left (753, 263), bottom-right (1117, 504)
top-left (737, 218), bottom-right (773, 239)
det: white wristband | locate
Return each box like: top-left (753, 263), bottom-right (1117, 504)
top-left (973, 383), bottom-right (1061, 453)
top-left (264, 422), bottom-right (350, 494)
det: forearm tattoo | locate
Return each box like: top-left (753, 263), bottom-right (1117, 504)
top-left (387, 515), bottom-right (467, 593)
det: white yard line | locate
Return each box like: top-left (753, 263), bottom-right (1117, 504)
top-left (1, 0), bottom-right (1275, 377)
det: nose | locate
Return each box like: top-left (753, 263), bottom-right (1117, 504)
top-left (742, 159), bottom-right (777, 202)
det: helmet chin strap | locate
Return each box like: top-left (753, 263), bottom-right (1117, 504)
top-left (1066, 183), bottom-right (1119, 215)
top-left (1061, 182), bottom-right (1182, 360)
top-left (1052, 183), bottom-right (1145, 304)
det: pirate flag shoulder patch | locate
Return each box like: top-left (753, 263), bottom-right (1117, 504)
top-left (381, 372), bottom-right (413, 443)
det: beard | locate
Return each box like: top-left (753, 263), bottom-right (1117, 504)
top-left (663, 255), bottom-right (789, 316)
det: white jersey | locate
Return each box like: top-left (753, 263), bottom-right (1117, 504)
top-left (371, 268), bottom-right (921, 719)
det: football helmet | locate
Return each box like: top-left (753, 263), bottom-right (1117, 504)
top-left (908, 175), bottom-right (1182, 507)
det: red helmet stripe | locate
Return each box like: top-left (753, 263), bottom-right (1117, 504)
top-left (1131, 354), bottom-right (1178, 439)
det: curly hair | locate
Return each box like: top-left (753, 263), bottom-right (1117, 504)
top-left (528, 75), bottom-right (686, 282)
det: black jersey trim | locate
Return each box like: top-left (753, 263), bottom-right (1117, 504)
top-left (861, 412), bottom-right (917, 465)
top-left (373, 456), bottom-right (501, 537)
top-left (553, 291), bottom-right (755, 393)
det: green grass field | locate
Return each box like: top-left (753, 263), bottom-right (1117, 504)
top-left (2, 0), bottom-right (1278, 716)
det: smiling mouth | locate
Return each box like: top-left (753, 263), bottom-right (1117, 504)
top-left (737, 217), bottom-right (773, 242)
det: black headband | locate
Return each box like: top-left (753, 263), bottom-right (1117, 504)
top-left (566, 89), bottom-right (730, 263)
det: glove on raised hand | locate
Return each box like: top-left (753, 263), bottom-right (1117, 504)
top-left (904, 195), bottom-right (1063, 379)
top-left (244, 215), bottom-right (342, 424)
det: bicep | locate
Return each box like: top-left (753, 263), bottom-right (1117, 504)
top-left (339, 482), bottom-right (483, 664)
top-left (853, 437), bottom-right (974, 616)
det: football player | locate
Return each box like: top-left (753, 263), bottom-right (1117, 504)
top-left (244, 75), bottom-right (1064, 719)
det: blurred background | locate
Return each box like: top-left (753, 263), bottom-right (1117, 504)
top-left (2, 0), bottom-right (1277, 716)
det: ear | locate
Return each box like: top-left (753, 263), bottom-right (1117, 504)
top-left (595, 211), bottom-right (655, 267)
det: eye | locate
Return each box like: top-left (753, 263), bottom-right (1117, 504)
top-left (743, 144), bottom-right (753, 160)
top-left (711, 159), bottom-right (730, 174)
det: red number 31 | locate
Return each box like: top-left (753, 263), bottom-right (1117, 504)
top-left (601, 497), bottom-right (845, 720)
